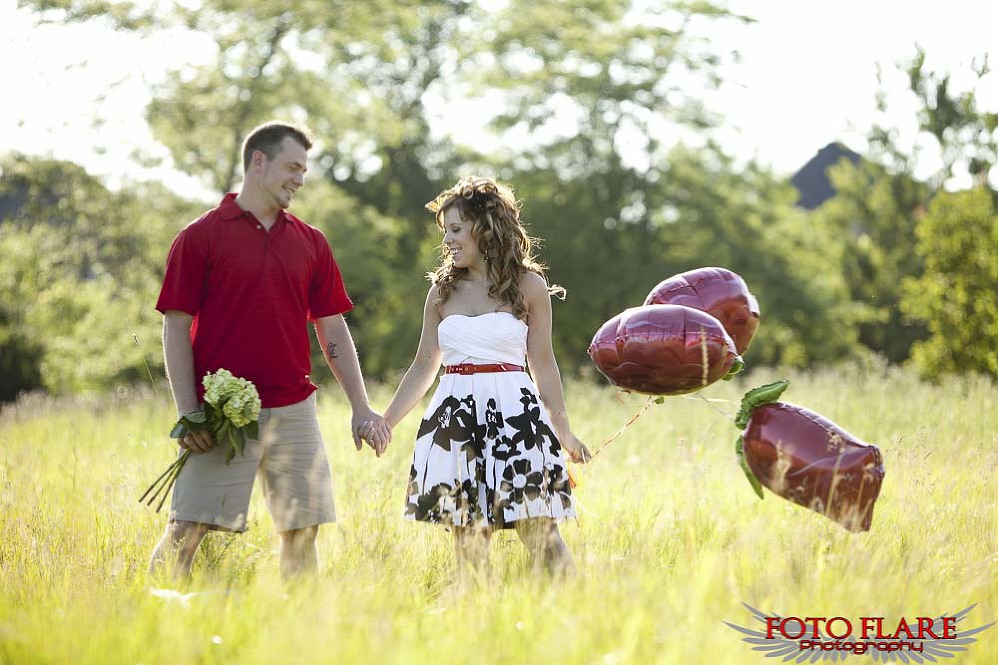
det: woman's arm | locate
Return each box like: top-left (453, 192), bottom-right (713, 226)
top-left (383, 285), bottom-right (444, 430)
top-left (523, 273), bottom-right (590, 463)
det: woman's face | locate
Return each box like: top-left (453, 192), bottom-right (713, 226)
top-left (441, 206), bottom-right (484, 269)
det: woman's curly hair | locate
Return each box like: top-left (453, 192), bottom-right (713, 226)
top-left (426, 175), bottom-right (564, 321)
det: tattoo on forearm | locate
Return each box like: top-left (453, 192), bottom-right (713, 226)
top-left (325, 342), bottom-right (338, 360)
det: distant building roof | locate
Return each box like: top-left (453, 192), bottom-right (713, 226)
top-left (791, 142), bottom-right (862, 210)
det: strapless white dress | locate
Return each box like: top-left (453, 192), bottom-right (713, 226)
top-left (404, 312), bottom-right (576, 528)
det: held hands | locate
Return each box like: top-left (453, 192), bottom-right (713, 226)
top-left (560, 433), bottom-right (592, 464)
top-left (352, 408), bottom-right (391, 457)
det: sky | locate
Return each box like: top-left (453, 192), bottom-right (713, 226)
top-left (2, 0), bottom-right (997, 201)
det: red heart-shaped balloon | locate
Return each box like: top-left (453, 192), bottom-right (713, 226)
top-left (742, 402), bottom-right (885, 532)
top-left (588, 304), bottom-right (738, 395)
top-left (644, 267), bottom-right (760, 355)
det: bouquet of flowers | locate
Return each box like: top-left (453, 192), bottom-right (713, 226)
top-left (139, 369), bottom-right (262, 512)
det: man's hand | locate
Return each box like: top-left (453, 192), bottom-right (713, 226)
top-left (351, 408), bottom-right (391, 457)
top-left (179, 429), bottom-right (215, 454)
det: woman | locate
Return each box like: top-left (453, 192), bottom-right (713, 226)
top-left (372, 175), bottom-right (590, 574)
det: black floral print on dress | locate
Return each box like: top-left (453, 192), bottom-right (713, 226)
top-left (485, 398), bottom-right (503, 439)
top-left (416, 395), bottom-right (479, 452)
top-left (408, 386), bottom-right (574, 527)
top-left (498, 458), bottom-right (544, 509)
top-left (404, 482), bottom-right (454, 523)
top-left (545, 465), bottom-right (573, 511)
top-left (414, 395), bottom-right (484, 483)
top-left (505, 388), bottom-right (559, 454)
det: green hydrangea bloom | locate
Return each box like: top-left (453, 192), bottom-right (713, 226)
top-left (202, 369), bottom-right (261, 428)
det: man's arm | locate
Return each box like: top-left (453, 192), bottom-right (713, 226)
top-left (163, 310), bottom-right (213, 453)
top-left (313, 314), bottom-right (390, 453)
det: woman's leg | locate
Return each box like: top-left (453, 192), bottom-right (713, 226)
top-left (514, 518), bottom-right (575, 575)
top-left (453, 525), bottom-right (493, 577)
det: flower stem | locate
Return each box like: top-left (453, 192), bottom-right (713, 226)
top-left (139, 450), bottom-right (190, 508)
top-left (139, 454), bottom-right (183, 504)
top-left (154, 452), bottom-right (190, 513)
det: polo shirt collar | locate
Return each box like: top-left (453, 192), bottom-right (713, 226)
top-left (218, 193), bottom-right (289, 224)
top-left (218, 193), bottom-right (245, 220)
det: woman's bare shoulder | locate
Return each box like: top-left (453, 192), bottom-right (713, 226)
top-left (518, 270), bottom-right (549, 294)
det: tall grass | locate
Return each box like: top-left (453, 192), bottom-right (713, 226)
top-left (1, 366), bottom-right (995, 664)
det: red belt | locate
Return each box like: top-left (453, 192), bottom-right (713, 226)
top-left (445, 363), bottom-right (525, 375)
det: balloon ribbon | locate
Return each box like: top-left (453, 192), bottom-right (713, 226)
top-left (591, 395), bottom-right (657, 460)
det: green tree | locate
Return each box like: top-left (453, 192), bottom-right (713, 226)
top-left (871, 48), bottom-right (998, 191)
top-left (512, 147), bottom-right (861, 369)
top-left (811, 160), bottom-right (929, 363)
top-left (0, 155), bottom-right (199, 397)
top-left (901, 188), bottom-right (998, 378)
top-left (806, 49), bottom-right (997, 367)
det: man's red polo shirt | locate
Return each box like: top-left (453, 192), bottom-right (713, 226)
top-left (156, 193), bottom-right (353, 407)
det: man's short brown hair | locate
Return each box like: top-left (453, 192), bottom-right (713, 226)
top-left (242, 122), bottom-right (313, 172)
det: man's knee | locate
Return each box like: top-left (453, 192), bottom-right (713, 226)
top-left (168, 520), bottom-right (210, 544)
top-left (280, 525), bottom-right (319, 543)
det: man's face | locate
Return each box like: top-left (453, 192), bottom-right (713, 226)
top-left (259, 136), bottom-right (307, 209)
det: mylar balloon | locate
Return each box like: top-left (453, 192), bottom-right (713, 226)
top-left (588, 304), bottom-right (741, 396)
top-left (644, 267), bottom-right (760, 354)
top-left (734, 381), bottom-right (885, 532)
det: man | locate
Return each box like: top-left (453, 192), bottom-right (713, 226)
top-left (149, 121), bottom-right (390, 579)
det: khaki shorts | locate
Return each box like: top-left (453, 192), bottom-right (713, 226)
top-left (170, 393), bottom-right (336, 532)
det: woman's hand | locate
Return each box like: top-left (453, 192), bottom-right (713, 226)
top-left (560, 433), bottom-right (592, 464)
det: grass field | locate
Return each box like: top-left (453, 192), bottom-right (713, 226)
top-left (1, 366), bottom-right (995, 664)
